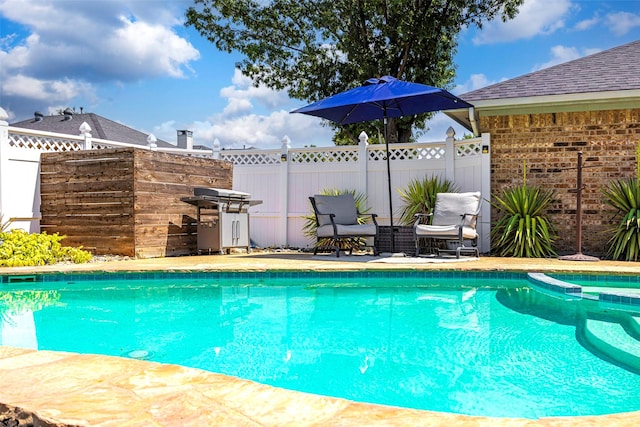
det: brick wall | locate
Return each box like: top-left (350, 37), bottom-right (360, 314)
top-left (483, 108), bottom-right (640, 257)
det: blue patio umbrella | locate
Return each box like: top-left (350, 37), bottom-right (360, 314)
top-left (292, 76), bottom-right (473, 252)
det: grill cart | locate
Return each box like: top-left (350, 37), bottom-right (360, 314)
top-left (181, 188), bottom-right (262, 254)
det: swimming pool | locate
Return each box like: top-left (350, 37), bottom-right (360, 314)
top-left (1, 271), bottom-right (639, 419)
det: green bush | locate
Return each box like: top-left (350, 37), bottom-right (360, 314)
top-left (397, 175), bottom-right (458, 225)
top-left (0, 229), bottom-right (92, 267)
top-left (491, 184), bottom-right (557, 257)
top-left (0, 290), bottom-right (61, 317)
top-left (602, 177), bottom-right (640, 261)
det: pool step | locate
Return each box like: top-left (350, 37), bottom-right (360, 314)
top-left (580, 316), bottom-right (640, 374)
top-left (627, 315), bottom-right (640, 340)
top-left (528, 272), bottom-right (640, 373)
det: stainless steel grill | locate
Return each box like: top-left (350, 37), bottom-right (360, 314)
top-left (181, 187), bottom-right (261, 254)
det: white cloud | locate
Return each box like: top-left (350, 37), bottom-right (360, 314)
top-left (151, 120), bottom-right (179, 143)
top-left (2, 74), bottom-right (95, 101)
top-left (453, 74), bottom-right (498, 94)
top-left (604, 11), bottom-right (640, 36)
top-left (185, 109), bottom-right (334, 150)
top-left (473, 0), bottom-right (573, 45)
top-left (158, 69), bottom-right (335, 149)
top-left (532, 45), bottom-right (601, 71)
top-left (1, 8), bottom-right (199, 81)
top-left (108, 16), bottom-right (199, 79)
top-left (157, 65), bottom-right (482, 150)
top-left (219, 69), bottom-right (290, 117)
top-left (189, 113), bottom-right (287, 149)
top-left (574, 15), bottom-right (600, 31)
top-left (533, 45), bottom-right (581, 70)
top-left (419, 113), bottom-right (473, 142)
top-left (0, 0), bottom-right (199, 118)
top-left (222, 98), bottom-right (254, 116)
top-left (151, 70), bottom-right (335, 149)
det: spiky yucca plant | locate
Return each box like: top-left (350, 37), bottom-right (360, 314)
top-left (397, 175), bottom-right (458, 226)
top-left (602, 177), bottom-right (640, 261)
top-left (303, 189), bottom-right (371, 252)
top-left (491, 183), bottom-right (557, 258)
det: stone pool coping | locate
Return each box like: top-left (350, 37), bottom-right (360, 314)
top-left (2, 346), bottom-right (639, 427)
top-left (2, 253), bottom-right (640, 426)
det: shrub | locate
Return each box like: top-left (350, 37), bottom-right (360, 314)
top-left (602, 177), bottom-right (640, 261)
top-left (0, 290), bottom-right (61, 316)
top-left (0, 229), bottom-right (92, 267)
top-left (397, 175), bottom-right (458, 226)
top-left (491, 183), bottom-right (557, 257)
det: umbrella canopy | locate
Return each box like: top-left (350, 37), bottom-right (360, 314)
top-left (292, 76), bottom-right (473, 253)
top-left (291, 76), bottom-right (472, 125)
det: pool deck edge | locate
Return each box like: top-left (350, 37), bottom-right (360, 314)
top-left (1, 346), bottom-right (638, 427)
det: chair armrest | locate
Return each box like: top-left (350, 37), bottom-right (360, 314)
top-left (458, 212), bottom-right (479, 226)
top-left (317, 212), bottom-right (336, 222)
top-left (357, 212), bottom-right (379, 226)
top-left (357, 212), bottom-right (377, 219)
top-left (458, 197), bottom-right (482, 225)
top-left (413, 213), bottom-right (433, 225)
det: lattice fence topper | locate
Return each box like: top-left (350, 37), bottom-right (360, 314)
top-left (367, 144), bottom-right (446, 161)
top-left (456, 142), bottom-right (482, 157)
top-left (181, 151), bottom-right (217, 159)
top-left (221, 151), bottom-right (281, 165)
top-left (8, 133), bottom-right (83, 152)
top-left (92, 142), bottom-right (122, 150)
top-left (290, 148), bottom-right (359, 164)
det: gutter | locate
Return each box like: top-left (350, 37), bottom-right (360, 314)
top-left (468, 107), bottom-right (479, 137)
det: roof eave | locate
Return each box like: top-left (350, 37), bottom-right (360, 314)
top-left (446, 90), bottom-right (640, 133)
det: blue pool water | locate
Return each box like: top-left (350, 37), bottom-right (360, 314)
top-left (1, 272), bottom-right (639, 419)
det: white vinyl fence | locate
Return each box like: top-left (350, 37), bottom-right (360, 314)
top-left (223, 131), bottom-right (491, 252)
top-left (0, 110), bottom-right (491, 253)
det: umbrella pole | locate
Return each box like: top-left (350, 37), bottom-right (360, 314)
top-left (558, 151), bottom-right (599, 261)
top-left (384, 115), bottom-right (395, 253)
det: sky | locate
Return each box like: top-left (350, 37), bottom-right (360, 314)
top-left (1, 0), bottom-right (640, 149)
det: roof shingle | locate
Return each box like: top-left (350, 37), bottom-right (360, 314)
top-left (10, 112), bottom-right (174, 148)
top-left (461, 40), bottom-right (640, 102)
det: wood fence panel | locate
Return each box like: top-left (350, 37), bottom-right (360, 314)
top-left (40, 148), bottom-right (233, 257)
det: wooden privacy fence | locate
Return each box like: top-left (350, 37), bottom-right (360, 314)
top-left (40, 148), bottom-right (232, 257)
top-left (1, 114), bottom-right (491, 256)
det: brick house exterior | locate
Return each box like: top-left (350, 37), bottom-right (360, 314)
top-left (449, 40), bottom-right (640, 257)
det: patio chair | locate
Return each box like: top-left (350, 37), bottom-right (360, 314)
top-left (413, 191), bottom-right (481, 258)
top-left (309, 194), bottom-right (379, 257)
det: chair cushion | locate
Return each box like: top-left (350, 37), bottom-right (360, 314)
top-left (415, 224), bottom-right (478, 240)
top-left (313, 194), bottom-right (358, 226)
top-left (317, 223), bottom-right (377, 238)
top-left (432, 192), bottom-right (481, 227)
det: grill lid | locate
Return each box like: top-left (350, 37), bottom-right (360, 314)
top-left (194, 187), bottom-right (251, 199)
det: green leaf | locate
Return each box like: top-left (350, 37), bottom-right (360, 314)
top-left (490, 184), bottom-right (556, 257)
top-left (396, 175), bottom-right (458, 225)
top-left (603, 178), bottom-right (640, 261)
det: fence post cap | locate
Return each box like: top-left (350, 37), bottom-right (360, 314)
top-left (147, 134), bottom-right (158, 149)
top-left (446, 127), bottom-right (455, 138)
top-left (79, 121), bottom-right (92, 135)
top-left (359, 131), bottom-right (369, 145)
